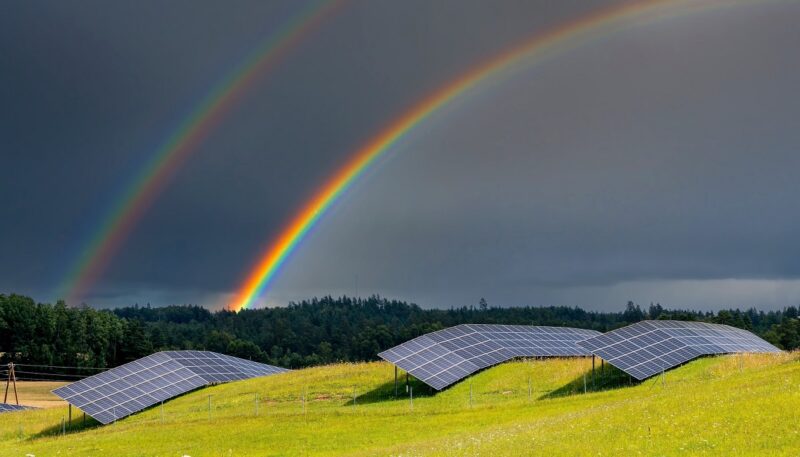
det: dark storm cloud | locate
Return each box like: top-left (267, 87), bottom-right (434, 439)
top-left (268, 1), bottom-right (800, 310)
top-left (1, 0), bottom-right (798, 310)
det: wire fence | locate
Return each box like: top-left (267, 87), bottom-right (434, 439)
top-left (18, 368), bottom-right (655, 438)
top-left (6, 352), bottom-right (794, 441)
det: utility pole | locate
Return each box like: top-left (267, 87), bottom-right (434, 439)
top-left (4, 363), bottom-right (18, 405)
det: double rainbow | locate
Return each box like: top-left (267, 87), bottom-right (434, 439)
top-left (58, 0), bottom-right (343, 305)
top-left (230, 0), bottom-right (772, 310)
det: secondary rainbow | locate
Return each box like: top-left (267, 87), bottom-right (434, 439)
top-left (230, 0), bottom-right (778, 311)
top-left (58, 0), bottom-right (343, 305)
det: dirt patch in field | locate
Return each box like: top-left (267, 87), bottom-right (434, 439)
top-left (5, 381), bottom-right (69, 408)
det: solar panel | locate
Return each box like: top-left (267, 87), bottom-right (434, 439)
top-left (378, 324), bottom-right (601, 390)
top-left (52, 350), bottom-right (288, 424)
top-left (0, 403), bottom-right (36, 413)
top-left (577, 320), bottom-right (780, 380)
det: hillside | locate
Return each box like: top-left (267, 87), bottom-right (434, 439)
top-left (1, 353), bottom-right (798, 456)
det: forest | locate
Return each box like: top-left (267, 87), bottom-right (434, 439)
top-left (1, 293), bottom-right (798, 378)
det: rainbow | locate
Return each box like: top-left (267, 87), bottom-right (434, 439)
top-left (230, 0), bottom-right (778, 311)
top-left (58, 0), bottom-right (343, 305)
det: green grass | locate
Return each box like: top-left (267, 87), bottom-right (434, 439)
top-left (1, 353), bottom-right (798, 456)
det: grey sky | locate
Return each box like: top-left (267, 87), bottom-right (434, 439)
top-left (1, 0), bottom-right (799, 311)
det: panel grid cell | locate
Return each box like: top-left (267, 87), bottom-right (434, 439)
top-left (52, 351), bottom-right (288, 425)
top-left (577, 320), bottom-right (780, 380)
top-left (378, 324), bottom-right (601, 390)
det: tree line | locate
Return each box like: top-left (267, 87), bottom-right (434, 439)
top-left (1, 293), bottom-right (798, 374)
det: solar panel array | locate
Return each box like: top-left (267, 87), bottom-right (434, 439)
top-left (378, 324), bottom-right (601, 390)
top-left (577, 320), bottom-right (780, 380)
top-left (52, 350), bottom-right (288, 424)
top-left (0, 402), bottom-right (36, 413)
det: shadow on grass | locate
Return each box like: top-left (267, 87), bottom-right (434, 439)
top-left (539, 363), bottom-right (638, 400)
top-left (32, 411), bottom-right (102, 438)
top-left (350, 361), bottom-right (639, 405)
top-left (31, 384), bottom-right (213, 438)
top-left (349, 374), bottom-right (436, 406)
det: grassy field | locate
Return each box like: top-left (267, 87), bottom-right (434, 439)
top-left (1, 353), bottom-right (798, 456)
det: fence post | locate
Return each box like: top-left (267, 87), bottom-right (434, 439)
top-left (161, 401), bottom-right (164, 424)
top-left (352, 387), bottom-right (356, 408)
top-left (528, 376), bottom-right (532, 401)
top-left (61, 417), bottom-right (65, 436)
top-left (409, 386), bottom-right (413, 411)
top-left (583, 374), bottom-right (587, 394)
top-left (255, 393), bottom-right (259, 416)
top-left (208, 395), bottom-right (211, 420)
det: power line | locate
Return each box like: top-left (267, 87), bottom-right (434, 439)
top-left (14, 370), bottom-right (89, 379)
top-left (11, 376), bottom-right (74, 382)
top-left (14, 363), bottom-right (107, 371)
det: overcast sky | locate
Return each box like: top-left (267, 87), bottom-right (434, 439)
top-left (2, 0), bottom-right (799, 311)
